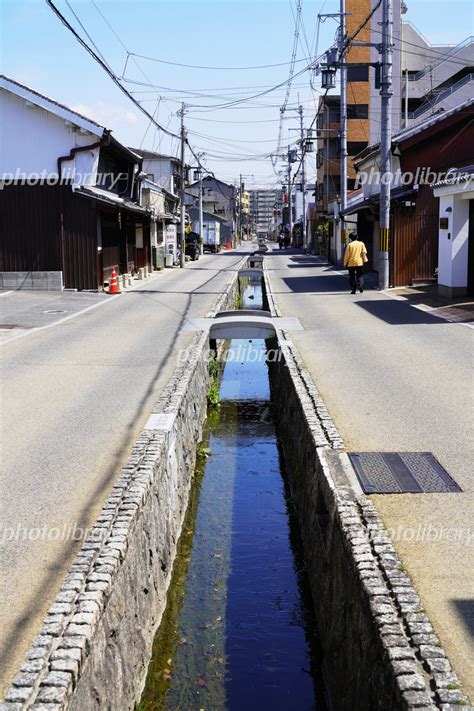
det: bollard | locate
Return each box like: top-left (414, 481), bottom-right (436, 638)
top-left (139, 268), bottom-right (144, 280)
top-left (127, 274), bottom-right (132, 286)
top-left (144, 265), bottom-right (148, 278)
top-left (122, 274), bottom-right (127, 289)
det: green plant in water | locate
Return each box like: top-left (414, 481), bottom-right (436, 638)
top-left (207, 380), bottom-right (221, 407)
top-left (209, 356), bottom-right (220, 379)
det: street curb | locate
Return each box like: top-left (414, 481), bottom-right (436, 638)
top-left (1, 257), bottom-right (245, 710)
top-left (264, 259), bottom-right (471, 710)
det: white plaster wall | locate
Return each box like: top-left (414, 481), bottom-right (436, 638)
top-left (142, 158), bottom-right (175, 194)
top-left (437, 193), bottom-right (469, 288)
top-left (0, 89), bottom-right (100, 183)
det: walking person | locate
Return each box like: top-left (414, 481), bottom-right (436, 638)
top-left (343, 232), bottom-right (368, 294)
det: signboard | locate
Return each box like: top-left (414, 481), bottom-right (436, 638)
top-left (166, 224), bottom-right (177, 261)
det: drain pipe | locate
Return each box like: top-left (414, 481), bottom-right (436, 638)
top-left (56, 130), bottom-right (111, 283)
top-left (57, 130), bottom-right (111, 183)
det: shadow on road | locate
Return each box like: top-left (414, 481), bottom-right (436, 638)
top-left (452, 599), bottom-right (474, 640)
top-left (355, 299), bottom-right (453, 325)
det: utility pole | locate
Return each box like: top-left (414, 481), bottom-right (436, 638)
top-left (298, 105), bottom-right (307, 253)
top-left (198, 170), bottom-right (203, 255)
top-left (379, 0), bottom-right (393, 289)
top-left (287, 146), bottom-right (293, 244)
top-left (179, 102), bottom-right (186, 269)
top-left (239, 173), bottom-right (243, 245)
top-left (339, 0), bottom-right (348, 261)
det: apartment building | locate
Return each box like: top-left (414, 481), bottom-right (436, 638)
top-left (249, 189), bottom-right (282, 236)
top-left (315, 0), bottom-right (473, 218)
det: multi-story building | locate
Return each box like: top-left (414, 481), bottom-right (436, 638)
top-left (249, 189), bottom-right (283, 237)
top-left (315, 1), bottom-right (474, 218)
top-left (241, 190), bottom-right (250, 215)
top-left (186, 175), bottom-right (236, 223)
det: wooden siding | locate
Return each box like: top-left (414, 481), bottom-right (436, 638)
top-left (392, 186), bottom-right (439, 287)
top-left (0, 184), bottom-right (98, 290)
top-left (62, 192), bottom-right (97, 290)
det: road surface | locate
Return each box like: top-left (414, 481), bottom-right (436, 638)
top-left (0, 250), bottom-right (244, 694)
top-left (266, 248), bottom-right (474, 698)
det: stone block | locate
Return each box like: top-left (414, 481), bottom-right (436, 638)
top-left (4, 686), bottom-right (33, 703)
top-left (50, 657), bottom-right (79, 683)
top-left (436, 689), bottom-right (466, 704)
top-left (11, 672), bottom-right (37, 687)
top-left (36, 685), bottom-right (69, 704)
top-left (401, 690), bottom-right (434, 707)
top-left (397, 673), bottom-right (426, 691)
top-left (41, 671), bottom-right (72, 687)
top-left (419, 645), bottom-right (446, 660)
top-left (387, 647), bottom-right (416, 661)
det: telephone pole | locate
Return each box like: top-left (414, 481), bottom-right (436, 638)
top-left (239, 173), bottom-right (243, 245)
top-left (287, 146), bottom-right (293, 243)
top-left (339, 0), bottom-right (348, 258)
top-left (298, 105), bottom-right (307, 253)
top-left (379, 0), bottom-right (393, 289)
top-left (179, 103), bottom-right (186, 269)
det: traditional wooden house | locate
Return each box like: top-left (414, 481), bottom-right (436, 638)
top-left (0, 75), bottom-right (150, 290)
top-left (346, 99), bottom-right (474, 288)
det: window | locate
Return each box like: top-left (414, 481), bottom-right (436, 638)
top-left (347, 65), bottom-right (369, 82)
top-left (347, 141), bottom-right (368, 157)
top-left (347, 104), bottom-right (369, 119)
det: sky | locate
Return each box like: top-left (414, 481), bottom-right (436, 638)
top-left (1, 0), bottom-right (473, 189)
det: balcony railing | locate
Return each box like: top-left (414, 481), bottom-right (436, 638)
top-left (408, 73), bottom-right (473, 120)
top-left (408, 36), bottom-right (474, 82)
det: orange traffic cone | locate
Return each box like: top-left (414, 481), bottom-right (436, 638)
top-left (108, 268), bottom-right (120, 294)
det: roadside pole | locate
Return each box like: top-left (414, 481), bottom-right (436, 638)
top-left (239, 173), bottom-right (243, 245)
top-left (288, 146), bottom-right (293, 244)
top-left (339, 0), bottom-right (348, 262)
top-left (196, 164), bottom-right (204, 256)
top-left (379, 0), bottom-right (393, 289)
top-left (179, 103), bottom-right (186, 269)
top-left (298, 105), bottom-right (308, 253)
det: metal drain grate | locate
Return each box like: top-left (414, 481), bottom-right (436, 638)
top-left (348, 452), bottom-right (462, 494)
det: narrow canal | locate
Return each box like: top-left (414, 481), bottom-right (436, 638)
top-left (139, 279), bottom-right (327, 710)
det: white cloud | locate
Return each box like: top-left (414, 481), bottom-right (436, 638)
top-left (70, 102), bottom-right (138, 128)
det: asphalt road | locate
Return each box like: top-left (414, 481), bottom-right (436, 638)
top-left (0, 249), bottom-right (245, 694)
top-left (266, 248), bottom-right (474, 698)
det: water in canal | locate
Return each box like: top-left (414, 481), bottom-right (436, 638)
top-left (139, 281), bottom-right (326, 710)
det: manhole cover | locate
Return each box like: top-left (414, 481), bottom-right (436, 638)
top-left (43, 309), bottom-right (67, 314)
top-left (348, 452), bottom-right (462, 494)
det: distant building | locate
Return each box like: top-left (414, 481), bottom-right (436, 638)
top-left (186, 176), bottom-right (236, 238)
top-left (249, 189), bottom-right (283, 236)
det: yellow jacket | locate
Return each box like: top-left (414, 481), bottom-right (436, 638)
top-left (344, 240), bottom-right (367, 267)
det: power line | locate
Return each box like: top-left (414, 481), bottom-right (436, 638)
top-left (127, 52), bottom-right (310, 71)
top-left (46, 0), bottom-right (181, 140)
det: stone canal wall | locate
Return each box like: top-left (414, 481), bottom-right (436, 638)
top-left (264, 267), bottom-right (469, 711)
top-left (2, 267), bottom-right (242, 710)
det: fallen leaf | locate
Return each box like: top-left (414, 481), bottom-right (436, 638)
top-left (167, 658), bottom-right (172, 666)
top-left (197, 676), bottom-right (208, 688)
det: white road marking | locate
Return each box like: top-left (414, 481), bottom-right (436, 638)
top-left (0, 290), bottom-right (13, 297)
top-left (0, 256), bottom-right (244, 347)
top-left (0, 294), bottom-right (121, 346)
